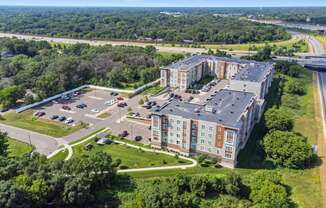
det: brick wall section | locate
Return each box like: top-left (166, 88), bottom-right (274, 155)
top-left (215, 125), bottom-right (224, 148)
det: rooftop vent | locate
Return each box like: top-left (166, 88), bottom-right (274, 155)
top-left (169, 109), bottom-right (173, 112)
top-left (230, 111), bottom-right (234, 114)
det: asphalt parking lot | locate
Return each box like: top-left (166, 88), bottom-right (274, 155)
top-left (34, 88), bottom-right (119, 126)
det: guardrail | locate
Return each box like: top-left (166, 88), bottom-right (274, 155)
top-left (15, 79), bottom-right (161, 113)
top-left (16, 85), bottom-right (88, 113)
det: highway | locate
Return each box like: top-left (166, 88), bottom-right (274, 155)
top-left (307, 35), bottom-right (326, 136)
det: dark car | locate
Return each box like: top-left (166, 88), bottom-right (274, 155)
top-left (0, 108), bottom-right (9, 113)
top-left (58, 116), bottom-right (66, 121)
top-left (62, 105), bottom-right (71, 111)
top-left (134, 136), bottom-right (143, 142)
top-left (50, 115), bottom-right (59, 120)
top-left (118, 102), bottom-right (127, 107)
top-left (119, 130), bottom-right (129, 137)
top-left (34, 111), bottom-right (45, 117)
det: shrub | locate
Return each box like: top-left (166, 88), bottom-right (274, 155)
top-left (263, 131), bottom-right (313, 168)
top-left (162, 160), bottom-right (167, 165)
top-left (119, 165), bottom-right (129, 169)
top-left (284, 80), bottom-right (306, 95)
top-left (264, 107), bottom-right (293, 131)
top-left (197, 154), bottom-right (208, 164)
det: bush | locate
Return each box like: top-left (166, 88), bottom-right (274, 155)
top-left (119, 165), bottom-right (129, 170)
top-left (263, 131), bottom-right (313, 168)
top-left (264, 107), bottom-right (293, 131)
top-left (197, 154), bottom-right (208, 164)
top-left (284, 80), bottom-right (306, 95)
top-left (113, 158), bottom-right (122, 167)
top-left (162, 160), bottom-right (167, 165)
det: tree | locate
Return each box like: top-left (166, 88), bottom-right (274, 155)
top-left (264, 107), bottom-right (293, 131)
top-left (263, 131), bottom-right (313, 168)
top-left (0, 85), bottom-right (24, 108)
top-left (250, 180), bottom-right (289, 208)
top-left (0, 132), bottom-right (8, 156)
top-left (285, 80), bottom-right (306, 95)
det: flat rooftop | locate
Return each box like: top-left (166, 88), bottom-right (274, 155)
top-left (152, 89), bottom-right (255, 128)
top-left (232, 62), bottom-right (273, 82)
top-left (164, 55), bottom-right (249, 71)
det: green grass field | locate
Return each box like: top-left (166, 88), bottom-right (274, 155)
top-left (0, 110), bottom-right (85, 137)
top-left (140, 84), bottom-right (164, 96)
top-left (72, 141), bottom-right (191, 169)
top-left (7, 138), bottom-right (33, 157)
top-left (203, 38), bottom-right (308, 52)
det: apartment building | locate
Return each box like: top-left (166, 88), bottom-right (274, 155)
top-left (151, 89), bottom-right (257, 168)
top-left (227, 62), bottom-right (274, 120)
top-left (160, 55), bottom-right (246, 90)
top-left (153, 55), bottom-right (275, 168)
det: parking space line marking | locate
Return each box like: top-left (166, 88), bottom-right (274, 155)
top-left (88, 96), bottom-right (104, 100)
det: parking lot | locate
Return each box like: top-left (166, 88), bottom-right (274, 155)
top-left (34, 88), bottom-right (121, 126)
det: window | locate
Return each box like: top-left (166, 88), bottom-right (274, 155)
top-left (201, 132), bottom-right (205, 137)
top-left (176, 134), bottom-right (180, 138)
top-left (208, 148), bottom-right (211, 152)
top-left (170, 133), bottom-right (174, 137)
top-left (177, 141), bottom-right (180, 144)
top-left (209, 127), bottom-right (213, 131)
top-left (177, 127), bottom-right (180, 131)
top-left (208, 141), bottom-right (212, 146)
top-left (226, 131), bottom-right (234, 144)
top-left (208, 134), bottom-right (213, 138)
top-left (225, 146), bottom-right (233, 152)
top-left (225, 153), bottom-right (232, 159)
top-left (200, 146), bottom-right (204, 151)
top-left (201, 139), bottom-right (205, 144)
top-left (177, 120), bottom-right (181, 124)
top-left (201, 125), bottom-right (206, 129)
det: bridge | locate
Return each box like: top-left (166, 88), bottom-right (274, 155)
top-left (275, 55), bottom-right (326, 71)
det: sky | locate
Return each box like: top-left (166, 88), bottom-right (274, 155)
top-left (0, 0), bottom-right (325, 7)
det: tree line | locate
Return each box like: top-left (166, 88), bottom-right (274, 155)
top-left (0, 37), bottom-right (184, 108)
top-left (0, 7), bottom-right (290, 44)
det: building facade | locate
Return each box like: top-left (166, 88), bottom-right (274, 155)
top-left (153, 55), bottom-right (275, 168)
top-left (151, 90), bottom-right (257, 168)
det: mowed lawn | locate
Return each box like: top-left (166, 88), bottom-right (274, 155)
top-left (0, 110), bottom-right (85, 137)
top-left (7, 138), bottom-right (33, 157)
top-left (71, 141), bottom-right (191, 169)
top-left (315, 35), bottom-right (326, 53)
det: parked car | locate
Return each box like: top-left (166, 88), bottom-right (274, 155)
top-left (91, 108), bottom-right (99, 113)
top-left (62, 105), bottom-right (71, 111)
top-left (62, 95), bottom-right (70, 100)
top-left (118, 102), bottom-right (127, 107)
top-left (134, 136), bottom-right (143, 142)
top-left (50, 115), bottom-right (59, 120)
top-left (96, 138), bottom-right (113, 145)
top-left (0, 108), bottom-right (9, 113)
top-left (58, 116), bottom-right (66, 121)
top-left (117, 96), bottom-right (124, 101)
top-left (73, 91), bottom-right (80, 97)
top-left (34, 111), bottom-right (45, 117)
top-left (76, 103), bottom-right (87, 109)
top-left (110, 92), bottom-right (119, 96)
top-left (65, 119), bottom-right (74, 124)
top-left (118, 130), bottom-right (129, 137)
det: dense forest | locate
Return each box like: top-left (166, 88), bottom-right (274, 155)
top-left (0, 7), bottom-right (290, 44)
top-left (0, 37), bottom-right (184, 107)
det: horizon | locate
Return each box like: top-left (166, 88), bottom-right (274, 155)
top-left (0, 0), bottom-right (325, 7)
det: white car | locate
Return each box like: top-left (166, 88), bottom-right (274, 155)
top-left (65, 118), bottom-right (74, 124)
top-left (91, 108), bottom-right (99, 113)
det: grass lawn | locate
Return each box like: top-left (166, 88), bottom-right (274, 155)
top-left (0, 110), bottom-right (85, 137)
top-left (140, 84), bottom-right (164, 96)
top-left (50, 149), bottom-right (69, 161)
top-left (97, 112), bottom-right (111, 119)
top-left (72, 141), bottom-right (191, 169)
top-left (7, 138), bottom-right (33, 157)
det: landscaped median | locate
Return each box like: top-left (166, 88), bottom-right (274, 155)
top-left (0, 110), bottom-right (86, 137)
top-left (49, 129), bottom-right (197, 171)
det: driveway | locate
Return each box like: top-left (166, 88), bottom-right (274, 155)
top-left (0, 123), bottom-right (59, 155)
